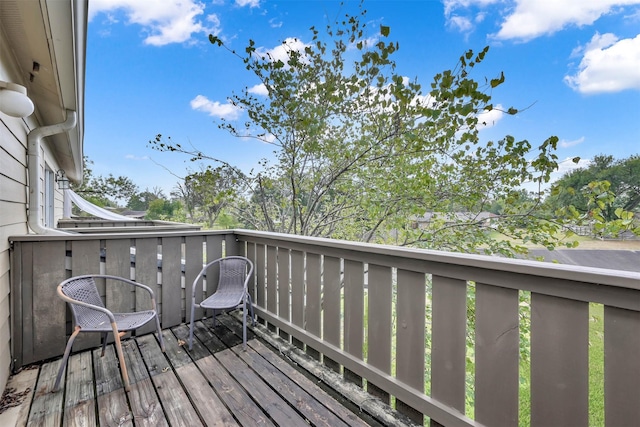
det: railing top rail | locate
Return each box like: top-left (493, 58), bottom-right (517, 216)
top-left (9, 228), bottom-right (234, 242)
top-left (9, 227), bottom-right (640, 289)
top-left (234, 229), bottom-right (640, 289)
top-left (58, 226), bottom-right (201, 233)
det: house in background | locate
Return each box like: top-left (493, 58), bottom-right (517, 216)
top-left (0, 0), bottom-right (87, 392)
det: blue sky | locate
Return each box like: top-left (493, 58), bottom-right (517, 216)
top-left (85, 0), bottom-right (640, 198)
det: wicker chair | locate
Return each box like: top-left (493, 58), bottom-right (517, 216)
top-left (53, 274), bottom-right (165, 392)
top-left (189, 256), bottom-right (254, 350)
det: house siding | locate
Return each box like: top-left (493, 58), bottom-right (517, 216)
top-left (0, 118), bottom-right (29, 392)
top-left (1, 118), bottom-right (68, 393)
top-left (1, 18), bottom-right (29, 389)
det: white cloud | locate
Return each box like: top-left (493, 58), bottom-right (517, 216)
top-left (477, 104), bottom-right (505, 129)
top-left (492, 0), bottom-right (640, 42)
top-left (89, 0), bottom-right (220, 46)
top-left (235, 0), bottom-right (260, 8)
top-left (444, 0), bottom-right (640, 41)
top-left (256, 37), bottom-right (310, 63)
top-left (564, 33), bottom-right (640, 93)
top-left (559, 136), bottom-right (585, 148)
top-left (248, 83), bottom-right (269, 96)
top-left (261, 133), bottom-right (277, 144)
top-left (125, 154), bottom-right (149, 160)
top-left (443, 0), bottom-right (502, 33)
top-left (443, 0), bottom-right (501, 17)
top-left (190, 95), bottom-right (242, 119)
top-left (269, 18), bottom-right (283, 28)
top-left (448, 15), bottom-right (474, 32)
top-left (556, 156), bottom-right (591, 176)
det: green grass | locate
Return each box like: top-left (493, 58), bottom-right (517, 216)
top-left (588, 303), bottom-right (605, 427)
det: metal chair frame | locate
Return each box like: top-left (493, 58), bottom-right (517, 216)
top-left (189, 256), bottom-right (254, 350)
top-left (53, 274), bottom-right (165, 392)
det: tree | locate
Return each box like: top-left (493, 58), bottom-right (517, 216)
top-left (182, 166), bottom-right (240, 228)
top-left (71, 156), bottom-right (139, 208)
top-left (547, 154), bottom-right (640, 238)
top-left (127, 187), bottom-right (166, 211)
top-left (151, 5), bottom-right (564, 256)
top-left (548, 154), bottom-right (640, 221)
top-left (146, 198), bottom-right (182, 220)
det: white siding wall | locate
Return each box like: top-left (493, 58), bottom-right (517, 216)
top-left (0, 119), bottom-right (68, 394)
top-left (0, 117), bottom-right (29, 393)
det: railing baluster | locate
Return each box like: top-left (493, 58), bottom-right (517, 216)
top-left (344, 259), bottom-right (364, 386)
top-left (367, 263), bottom-right (392, 404)
top-left (185, 235), bottom-right (204, 320)
top-left (306, 253), bottom-right (322, 360)
top-left (160, 236), bottom-right (182, 328)
top-left (290, 250), bottom-right (305, 350)
top-left (396, 268), bottom-right (426, 425)
top-left (431, 275), bottom-right (467, 426)
top-left (255, 244), bottom-right (266, 321)
top-left (323, 256), bottom-right (341, 372)
top-left (266, 246), bottom-right (277, 332)
top-left (105, 239), bottom-right (134, 312)
top-left (277, 248), bottom-right (291, 341)
top-left (530, 292), bottom-right (589, 426)
top-left (245, 241), bottom-right (257, 315)
top-left (604, 305), bottom-right (640, 426)
top-left (134, 237), bottom-right (159, 335)
top-left (475, 282), bottom-right (519, 426)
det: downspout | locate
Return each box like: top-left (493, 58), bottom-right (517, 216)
top-left (27, 110), bottom-right (77, 235)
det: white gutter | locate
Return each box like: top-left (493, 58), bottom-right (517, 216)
top-left (27, 110), bottom-right (77, 235)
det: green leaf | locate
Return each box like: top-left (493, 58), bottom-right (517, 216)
top-left (490, 71), bottom-right (505, 88)
top-left (380, 25), bottom-right (390, 37)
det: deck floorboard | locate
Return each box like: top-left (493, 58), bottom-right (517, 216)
top-left (22, 313), bottom-right (381, 427)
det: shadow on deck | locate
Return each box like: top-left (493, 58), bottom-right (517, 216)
top-left (12, 313), bottom-right (411, 427)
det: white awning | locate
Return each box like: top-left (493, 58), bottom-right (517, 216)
top-left (64, 189), bottom-right (140, 221)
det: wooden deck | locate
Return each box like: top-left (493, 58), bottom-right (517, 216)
top-left (18, 314), bottom-right (386, 427)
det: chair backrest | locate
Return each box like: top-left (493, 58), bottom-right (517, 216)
top-left (59, 276), bottom-right (105, 325)
top-left (216, 257), bottom-right (251, 294)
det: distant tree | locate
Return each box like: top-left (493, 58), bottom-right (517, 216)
top-left (146, 198), bottom-right (182, 220)
top-left (548, 154), bottom-right (640, 221)
top-left (127, 187), bottom-right (166, 211)
top-left (72, 156), bottom-right (139, 208)
top-left (172, 180), bottom-right (197, 220)
top-left (151, 6), bottom-right (564, 256)
top-left (183, 166), bottom-right (240, 228)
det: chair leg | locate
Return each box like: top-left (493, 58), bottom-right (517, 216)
top-left (247, 294), bottom-right (256, 326)
top-left (242, 297), bottom-right (247, 351)
top-left (155, 314), bottom-right (165, 352)
top-left (188, 303), bottom-right (196, 350)
top-left (111, 323), bottom-right (131, 392)
top-left (100, 332), bottom-right (108, 357)
top-left (53, 325), bottom-right (81, 392)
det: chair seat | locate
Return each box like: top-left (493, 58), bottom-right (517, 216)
top-left (77, 310), bottom-right (157, 332)
top-left (199, 291), bottom-right (244, 310)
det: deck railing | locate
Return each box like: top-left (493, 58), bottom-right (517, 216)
top-left (58, 218), bottom-right (202, 231)
top-left (10, 228), bottom-right (640, 426)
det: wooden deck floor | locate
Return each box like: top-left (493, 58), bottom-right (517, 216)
top-left (19, 314), bottom-right (382, 427)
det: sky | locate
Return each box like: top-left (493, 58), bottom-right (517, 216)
top-left (85, 0), bottom-right (640, 199)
